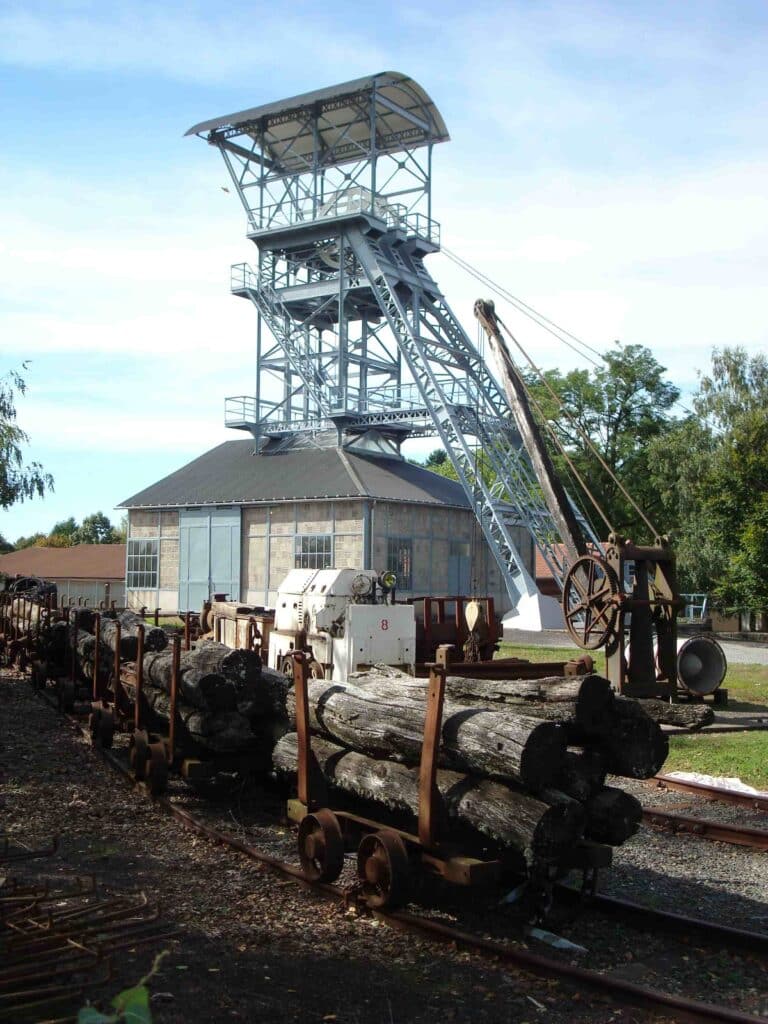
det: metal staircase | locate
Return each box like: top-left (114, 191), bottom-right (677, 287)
top-left (187, 72), bottom-right (594, 616)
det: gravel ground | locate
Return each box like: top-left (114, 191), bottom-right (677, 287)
top-left (3, 667), bottom-right (768, 1023)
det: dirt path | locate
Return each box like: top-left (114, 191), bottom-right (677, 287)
top-left (1, 669), bottom-right (638, 1024)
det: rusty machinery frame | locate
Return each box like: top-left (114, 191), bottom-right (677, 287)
top-left (289, 650), bottom-right (502, 908)
top-left (289, 651), bottom-right (610, 911)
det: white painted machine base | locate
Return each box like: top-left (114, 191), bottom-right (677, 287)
top-left (502, 591), bottom-right (565, 634)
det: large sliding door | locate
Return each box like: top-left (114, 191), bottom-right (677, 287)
top-left (179, 507), bottom-right (241, 611)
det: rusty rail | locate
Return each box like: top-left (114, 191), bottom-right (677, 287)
top-left (649, 774), bottom-right (768, 812)
top-left (643, 807), bottom-right (768, 849)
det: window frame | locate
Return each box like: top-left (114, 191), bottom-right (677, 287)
top-left (294, 533), bottom-right (333, 570)
top-left (126, 537), bottom-right (159, 590)
top-left (387, 536), bottom-right (413, 590)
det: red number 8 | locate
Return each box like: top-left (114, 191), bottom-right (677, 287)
top-left (380, 619), bottom-right (389, 630)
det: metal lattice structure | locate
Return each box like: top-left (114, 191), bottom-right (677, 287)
top-left (187, 72), bottom-right (586, 608)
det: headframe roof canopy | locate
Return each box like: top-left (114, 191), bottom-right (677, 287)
top-left (185, 71), bottom-right (449, 174)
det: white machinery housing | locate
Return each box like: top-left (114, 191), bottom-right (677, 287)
top-left (267, 568), bottom-right (415, 680)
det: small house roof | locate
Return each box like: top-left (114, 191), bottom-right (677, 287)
top-left (119, 442), bottom-right (470, 510)
top-left (0, 544), bottom-right (126, 581)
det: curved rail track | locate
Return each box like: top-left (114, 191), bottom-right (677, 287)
top-left (26, 681), bottom-right (768, 1024)
top-left (642, 806), bottom-right (768, 849)
top-left (648, 774), bottom-right (768, 811)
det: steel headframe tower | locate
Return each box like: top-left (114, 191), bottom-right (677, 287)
top-left (187, 72), bottom-right (567, 623)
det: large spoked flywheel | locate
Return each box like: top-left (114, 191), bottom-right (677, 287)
top-left (562, 555), bottom-right (620, 650)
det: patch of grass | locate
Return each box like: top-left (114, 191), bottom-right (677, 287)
top-left (719, 662), bottom-right (768, 710)
top-left (664, 732), bottom-right (768, 790)
top-left (497, 642), bottom-right (587, 663)
top-left (496, 642), bottom-right (768, 711)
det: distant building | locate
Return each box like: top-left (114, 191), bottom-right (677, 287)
top-left (0, 544), bottom-right (126, 606)
top-left (118, 439), bottom-right (535, 613)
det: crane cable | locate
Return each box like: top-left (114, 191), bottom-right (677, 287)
top-left (442, 245), bottom-right (604, 367)
top-left (476, 311), bottom-right (610, 541)
top-left (445, 244), bottom-right (661, 538)
top-left (491, 308), bottom-right (661, 540)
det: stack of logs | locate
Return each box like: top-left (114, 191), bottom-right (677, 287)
top-left (271, 666), bottom-right (670, 873)
top-left (40, 609), bottom-right (674, 876)
top-left (42, 610), bottom-right (269, 757)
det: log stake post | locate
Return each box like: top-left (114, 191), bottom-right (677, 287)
top-left (93, 613), bottom-right (101, 702)
top-left (294, 652), bottom-right (311, 808)
top-left (435, 644), bottom-right (454, 669)
top-left (135, 624), bottom-right (145, 732)
top-left (113, 621), bottom-right (124, 714)
top-left (112, 618), bottom-right (121, 716)
top-left (168, 634), bottom-right (180, 765)
top-left (70, 609), bottom-right (78, 685)
top-left (293, 651), bottom-right (327, 811)
top-left (184, 612), bottom-right (191, 652)
top-left (454, 598), bottom-right (465, 649)
top-left (154, 608), bottom-right (160, 627)
top-left (418, 665), bottom-right (447, 849)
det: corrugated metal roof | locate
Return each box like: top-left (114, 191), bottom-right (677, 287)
top-left (0, 545), bottom-right (126, 581)
top-left (185, 72), bottom-right (449, 172)
top-left (119, 442), bottom-right (470, 510)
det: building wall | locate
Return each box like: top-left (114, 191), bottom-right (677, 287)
top-left (243, 500), bottom-right (365, 606)
top-left (126, 510), bottom-right (179, 610)
top-left (52, 578), bottom-right (126, 607)
top-left (370, 500), bottom-right (530, 611)
top-left (127, 500), bottom-right (533, 614)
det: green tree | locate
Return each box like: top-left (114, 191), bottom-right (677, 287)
top-left (0, 366), bottom-right (53, 509)
top-left (424, 449), bottom-right (448, 468)
top-left (77, 511), bottom-right (120, 545)
top-left (523, 342), bottom-right (680, 539)
top-left (46, 516), bottom-right (79, 547)
top-left (0, 533), bottom-right (13, 554)
top-left (15, 532), bottom-right (47, 549)
top-left (649, 347), bottom-right (768, 611)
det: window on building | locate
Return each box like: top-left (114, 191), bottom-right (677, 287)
top-left (295, 534), bottom-right (333, 570)
top-left (126, 538), bottom-right (159, 589)
top-left (387, 537), bottom-right (412, 590)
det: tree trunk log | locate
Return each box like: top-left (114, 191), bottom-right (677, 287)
top-left (349, 668), bottom-right (614, 734)
top-left (555, 747), bottom-right (607, 802)
top-left (101, 610), bottom-right (167, 658)
top-left (638, 699), bottom-right (714, 731)
top-left (142, 651), bottom-right (236, 712)
top-left (599, 697), bottom-right (669, 779)
top-left (584, 786), bottom-right (643, 845)
top-left (140, 684), bottom-right (259, 755)
top-left (273, 732), bottom-right (584, 865)
top-left (287, 679), bottom-right (567, 789)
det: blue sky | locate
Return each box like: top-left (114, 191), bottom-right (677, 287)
top-left (2, 0), bottom-right (767, 543)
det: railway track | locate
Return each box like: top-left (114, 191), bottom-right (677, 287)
top-left (30, 682), bottom-right (768, 1024)
top-left (642, 806), bottom-right (768, 850)
top-left (649, 774), bottom-right (768, 812)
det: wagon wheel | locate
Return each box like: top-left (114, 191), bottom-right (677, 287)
top-left (562, 555), bottom-right (620, 650)
top-left (307, 659), bottom-right (325, 679)
top-left (280, 656), bottom-right (295, 679)
top-left (130, 728), bottom-right (150, 781)
top-left (298, 809), bottom-right (345, 882)
top-left (92, 707), bottom-right (114, 750)
top-left (357, 830), bottom-right (411, 909)
top-left (57, 678), bottom-right (76, 713)
top-left (145, 741), bottom-right (169, 796)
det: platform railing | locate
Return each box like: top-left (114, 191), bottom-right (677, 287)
top-left (243, 186), bottom-right (440, 246)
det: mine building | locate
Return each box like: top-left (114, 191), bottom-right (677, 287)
top-left (119, 435), bottom-right (531, 613)
top-left (120, 72), bottom-right (559, 624)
